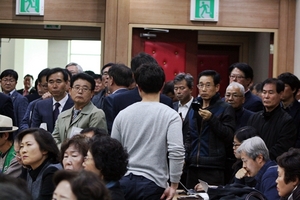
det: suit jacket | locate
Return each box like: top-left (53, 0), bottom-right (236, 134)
top-left (103, 88), bottom-right (128, 134)
top-left (26, 92), bottom-right (41, 103)
top-left (31, 95), bottom-right (74, 132)
top-left (10, 91), bottom-right (28, 130)
top-left (19, 98), bottom-right (42, 131)
top-left (17, 88), bottom-right (36, 96)
top-left (112, 87), bottom-right (173, 118)
top-left (52, 101), bottom-right (107, 145)
top-left (0, 92), bottom-right (15, 125)
top-left (244, 91), bottom-right (263, 112)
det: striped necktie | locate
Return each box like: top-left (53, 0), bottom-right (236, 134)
top-left (72, 109), bottom-right (81, 122)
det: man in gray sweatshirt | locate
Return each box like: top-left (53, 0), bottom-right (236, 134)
top-left (111, 62), bottom-right (185, 200)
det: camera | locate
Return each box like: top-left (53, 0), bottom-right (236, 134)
top-left (191, 101), bottom-right (202, 111)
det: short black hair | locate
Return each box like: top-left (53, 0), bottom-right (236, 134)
top-left (262, 78), bottom-right (284, 94)
top-left (37, 68), bottom-right (51, 83)
top-left (229, 63), bottom-right (253, 80)
top-left (46, 67), bottom-right (69, 82)
top-left (174, 73), bottom-right (194, 89)
top-left (234, 126), bottom-right (258, 143)
top-left (24, 74), bottom-right (34, 80)
top-left (80, 127), bottom-right (108, 137)
top-left (131, 52), bottom-right (158, 73)
top-left (162, 81), bottom-right (175, 96)
top-left (135, 63), bottom-right (165, 93)
top-left (108, 64), bottom-right (133, 87)
top-left (101, 63), bottom-right (114, 74)
top-left (198, 70), bottom-right (221, 85)
top-left (90, 136), bottom-right (128, 182)
top-left (71, 72), bottom-right (96, 91)
top-left (17, 128), bottom-right (60, 164)
top-left (278, 72), bottom-right (300, 97)
top-left (93, 74), bottom-right (102, 81)
top-left (0, 131), bottom-right (14, 143)
top-left (0, 69), bottom-right (18, 81)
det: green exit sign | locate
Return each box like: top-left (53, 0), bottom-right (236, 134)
top-left (190, 0), bottom-right (219, 22)
top-left (16, 0), bottom-right (44, 16)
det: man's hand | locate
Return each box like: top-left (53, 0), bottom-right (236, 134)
top-left (160, 183), bottom-right (178, 200)
top-left (235, 168), bottom-right (248, 179)
top-left (198, 109), bottom-right (212, 121)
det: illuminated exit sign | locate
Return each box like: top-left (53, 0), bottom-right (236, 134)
top-left (190, 0), bottom-right (219, 22)
top-left (16, 0), bottom-right (44, 16)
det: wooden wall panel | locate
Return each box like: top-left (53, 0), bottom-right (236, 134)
top-left (0, 0), bottom-right (105, 23)
top-left (129, 0), bottom-right (279, 29)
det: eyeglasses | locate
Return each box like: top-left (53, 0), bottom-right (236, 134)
top-left (232, 142), bottom-right (241, 148)
top-left (197, 83), bottom-right (214, 89)
top-left (225, 93), bottom-right (244, 98)
top-left (72, 85), bottom-right (91, 93)
top-left (84, 156), bottom-right (93, 162)
top-left (1, 78), bottom-right (16, 83)
top-left (229, 75), bottom-right (245, 80)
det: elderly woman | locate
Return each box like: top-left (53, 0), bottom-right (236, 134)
top-left (276, 148), bottom-right (300, 200)
top-left (53, 170), bottom-right (111, 200)
top-left (18, 128), bottom-right (62, 200)
top-left (83, 136), bottom-right (128, 200)
top-left (60, 134), bottom-right (89, 171)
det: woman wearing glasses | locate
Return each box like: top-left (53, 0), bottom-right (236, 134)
top-left (83, 135), bottom-right (128, 200)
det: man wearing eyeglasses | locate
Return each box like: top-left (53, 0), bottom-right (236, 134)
top-left (185, 70), bottom-right (235, 188)
top-left (228, 63), bottom-right (263, 112)
top-left (52, 72), bottom-right (107, 146)
top-left (0, 69), bottom-right (28, 134)
top-left (31, 68), bottom-right (74, 132)
top-left (225, 82), bottom-right (254, 130)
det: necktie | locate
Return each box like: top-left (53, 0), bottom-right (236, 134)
top-left (23, 90), bottom-right (28, 96)
top-left (72, 109), bottom-right (81, 122)
top-left (53, 102), bottom-right (60, 125)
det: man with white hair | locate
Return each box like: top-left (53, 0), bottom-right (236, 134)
top-left (237, 136), bottom-right (279, 200)
top-left (65, 62), bottom-right (83, 76)
top-left (225, 82), bottom-right (254, 129)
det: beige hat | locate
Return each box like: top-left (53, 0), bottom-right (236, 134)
top-left (0, 115), bottom-right (18, 133)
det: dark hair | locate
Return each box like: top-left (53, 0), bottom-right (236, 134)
top-left (162, 81), bottom-right (175, 96)
top-left (84, 70), bottom-right (95, 77)
top-left (0, 131), bottom-right (14, 143)
top-left (0, 174), bottom-right (32, 200)
top-left (24, 74), bottom-right (34, 80)
top-left (93, 74), bottom-right (102, 81)
top-left (80, 127), bottom-right (108, 137)
top-left (277, 148), bottom-right (300, 185)
top-left (278, 72), bottom-right (300, 97)
top-left (0, 69), bottom-right (18, 81)
top-left (37, 68), bottom-right (51, 83)
top-left (229, 63), bottom-right (253, 80)
top-left (131, 52), bottom-right (158, 73)
top-left (46, 67), bottom-right (69, 82)
top-left (250, 82), bottom-right (262, 93)
top-left (108, 64), bottom-right (133, 87)
top-left (60, 134), bottom-right (90, 165)
top-left (53, 170), bottom-right (110, 200)
top-left (135, 63), bottom-right (165, 93)
top-left (197, 70), bottom-right (221, 85)
top-left (71, 72), bottom-right (96, 91)
top-left (64, 69), bottom-right (72, 81)
top-left (262, 78), bottom-right (285, 94)
top-left (90, 136), bottom-right (128, 181)
top-left (101, 63), bottom-right (114, 74)
top-left (174, 73), bottom-right (194, 89)
top-left (234, 126), bottom-right (258, 143)
top-left (17, 128), bottom-right (60, 164)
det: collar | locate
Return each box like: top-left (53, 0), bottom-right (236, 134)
top-left (179, 97), bottom-right (194, 108)
top-left (52, 93), bottom-right (68, 106)
top-left (255, 160), bottom-right (277, 183)
top-left (112, 88), bottom-right (127, 94)
top-left (0, 144), bottom-right (13, 158)
top-left (262, 105), bottom-right (281, 119)
top-left (197, 93), bottom-right (220, 108)
top-left (9, 89), bottom-right (16, 96)
top-left (106, 181), bottom-right (118, 189)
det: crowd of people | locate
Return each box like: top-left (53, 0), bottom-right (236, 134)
top-left (1, 53), bottom-right (300, 200)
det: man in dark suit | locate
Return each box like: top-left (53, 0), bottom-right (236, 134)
top-left (172, 72), bottom-right (194, 188)
top-left (17, 74), bottom-right (36, 96)
top-left (112, 52), bottom-right (173, 119)
top-left (31, 68), bottom-right (74, 132)
top-left (229, 63), bottom-right (263, 112)
top-left (0, 92), bottom-right (15, 125)
top-left (102, 64), bottom-right (133, 134)
top-left (0, 69), bottom-right (28, 133)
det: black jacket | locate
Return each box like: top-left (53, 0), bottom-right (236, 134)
top-left (247, 105), bottom-right (297, 160)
